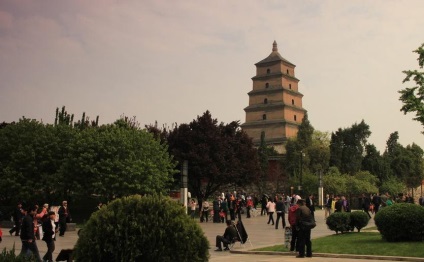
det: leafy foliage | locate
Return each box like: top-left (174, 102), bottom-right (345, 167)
top-left (164, 111), bottom-right (260, 199)
top-left (0, 108), bottom-right (177, 205)
top-left (326, 212), bottom-right (351, 234)
top-left (375, 203), bottom-right (424, 242)
top-left (63, 124), bottom-right (176, 200)
top-left (74, 194), bottom-right (209, 262)
top-left (399, 43), bottom-right (424, 130)
top-left (329, 120), bottom-right (371, 175)
top-left (0, 246), bottom-right (35, 262)
top-left (349, 211), bottom-right (369, 232)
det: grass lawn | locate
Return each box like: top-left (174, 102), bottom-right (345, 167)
top-left (256, 232), bottom-right (424, 258)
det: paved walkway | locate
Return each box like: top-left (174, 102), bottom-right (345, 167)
top-left (0, 209), bottom-right (422, 261)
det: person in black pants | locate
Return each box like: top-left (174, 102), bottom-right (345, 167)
top-left (20, 205), bottom-right (42, 261)
top-left (42, 211), bottom-right (57, 262)
top-left (215, 220), bottom-right (238, 251)
top-left (362, 193), bottom-right (371, 218)
top-left (58, 201), bottom-right (71, 236)
top-left (295, 199), bottom-right (313, 258)
top-left (306, 195), bottom-right (315, 218)
top-left (9, 202), bottom-right (24, 236)
top-left (275, 197), bottom-right (286, 229)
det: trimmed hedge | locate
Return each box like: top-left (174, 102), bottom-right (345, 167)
top-left (74, 194), bottom-right (210, 261)
top-left (375, 203), bottom-right (424, 242)
top-left (326, 212), bottom-right (351, 234)
top-left (349, 211), bottom-right (369, 232)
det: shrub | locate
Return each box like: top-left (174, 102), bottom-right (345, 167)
top-left (0, 246), bottom-right (35, 262)
top-left (375, 203), bottom-right (424, 242)
top-left (74, 194), bottom-right (210, 262)
top-left (326, 212), bottom-right (351, 234)
top-left (349, 211), bottom-right (369, 232)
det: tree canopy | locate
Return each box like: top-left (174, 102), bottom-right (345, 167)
top-left (0, 108), bottom-right (177, 205)
top-left (163, 111), bottom-right (260, 200)
top-left (399, 43), bottom-right (424, 131)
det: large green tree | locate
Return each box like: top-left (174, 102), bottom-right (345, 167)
top-left (399, 43), bottom-right (424, 130)
top-left (63, 121), bottom-right (176, 200)
top-left (165, 111), bottom-right (260, 200)
top-left (329, 120), bottom-right (371, 174)
top-left (0, 109), bottom-right (177, 205)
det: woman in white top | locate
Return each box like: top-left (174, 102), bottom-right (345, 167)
top-left (190, 199), bottom-right (197, 219)
top-left (266, 199), bottom-right (276, 225)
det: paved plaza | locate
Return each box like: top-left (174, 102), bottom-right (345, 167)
top-left (1, 209), bottom-right (422, 261)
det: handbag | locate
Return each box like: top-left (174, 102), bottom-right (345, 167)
top-left (300, 216), bottom-right (316, 229)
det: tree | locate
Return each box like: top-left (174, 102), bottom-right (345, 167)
top-left (63, 123), bottom-right (176, 200)
top-left (379, 177), bottom-right (406, 197)
top-left (399, 43), bottom-right (424, 131)
top-left (362, 144), bottom-right (389, 183)
top-left (166, 111), bottom-right (260, 200)
top-left (329, 120), bottom-right (371, 174)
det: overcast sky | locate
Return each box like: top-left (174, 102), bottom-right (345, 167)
top-left (1, 0), bottom-right (423, 152)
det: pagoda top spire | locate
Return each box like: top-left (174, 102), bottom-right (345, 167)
top-left (272, 40), bottom-right (278, 52)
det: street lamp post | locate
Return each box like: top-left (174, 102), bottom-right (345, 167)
top-left (180, 160), bottom-right (188, 214)
top-left (318, 170), bottom-right (324, 208)
top-left (299, 151), bottom-right (305, 198)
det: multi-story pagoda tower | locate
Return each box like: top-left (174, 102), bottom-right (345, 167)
top-left (241, 41), bottom-right (306, 154)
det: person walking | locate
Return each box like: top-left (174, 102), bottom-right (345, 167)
top-left (9, 202), bottom-right (24, 236)
top-left (324, 194), bottom-right (332, 219)
top-left (266, 199), bottom-right (275, 225)
top-left (20, 205), bottom-right (42, 262)
top-left (362, 193), bottom-right (371, 218)
top-left (58, 201), bottom-right (71, 236)
top-left (190, 199), bottom-right (197, 219)
top-left (275, 197), bottom-right (286, 229)
top-left (42, 211), bottom-right (57, 262)
top-left (201, 200), bottom-right (210, 223)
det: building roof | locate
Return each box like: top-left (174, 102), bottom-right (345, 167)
top-left (255, 41), bottom-right (296, 67)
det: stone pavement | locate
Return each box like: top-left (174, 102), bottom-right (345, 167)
top-left (0, 209), bottom-right (422, 261)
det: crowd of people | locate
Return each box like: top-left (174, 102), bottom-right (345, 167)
top-left (3, 201), bottom-right (71, 262)
top-left (191, 191), bottom-right (316, 258)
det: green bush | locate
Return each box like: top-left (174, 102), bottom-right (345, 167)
top-left (326, 212), bottom-right (351, 234)
top-left (375, 203), bottom-right (424, 242)
top-left (349, 211), bottom-right (369, 232)
top-left (74, 194), bottom-right (210, 262)
top-left (0, 246), bottom-right (35, 262)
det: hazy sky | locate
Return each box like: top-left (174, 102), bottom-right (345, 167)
top-left (1, 0), bottom-right (423, 152)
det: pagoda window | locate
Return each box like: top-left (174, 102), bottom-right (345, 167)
top-left (267, 69), bottom-right (271, 74)
top-left (289, 84), bottom-right (292, 89)
top-left (264, 98), bottom-right (268, 104)
top-left (263, 114), bottom-right (267, 120)
top-left (292, 99), bottom-right (294, 105)
top-left (286, 69), bottom-right (289, 75)
top-left (294, 115), bottom-right (297, 121)
top-left (265, 83), bottom-right (269, 88)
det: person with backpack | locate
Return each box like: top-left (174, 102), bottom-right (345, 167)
top-left (295, 199), bottom-right (313, 258)
top-left (288, 201), bottom-right (299, 252)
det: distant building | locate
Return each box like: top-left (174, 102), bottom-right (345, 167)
top-left (241, 41), bottom-right (306, 154)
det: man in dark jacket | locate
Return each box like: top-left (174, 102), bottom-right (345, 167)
top-left (295, 199), bottom-right (313, 258)
top-left (306, 194), bottom-right (315, 218)
top-left (42, 211), bottom-right (57, 262)
top-left (58, 200), bottom-right (71, 236)
top-left (275, 197), bottom-right (286, 229)
top-left (9, 202), bottom-right (24, 236)
top-left (362, 193), bottom-right (371, 218)
top-left (215, 220), bottom-right (238, 251)
top-left (20, 205), bottom-right (42, 262)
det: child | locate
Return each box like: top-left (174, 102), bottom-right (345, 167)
top-left (284, 226), bottom-right (292, 249)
